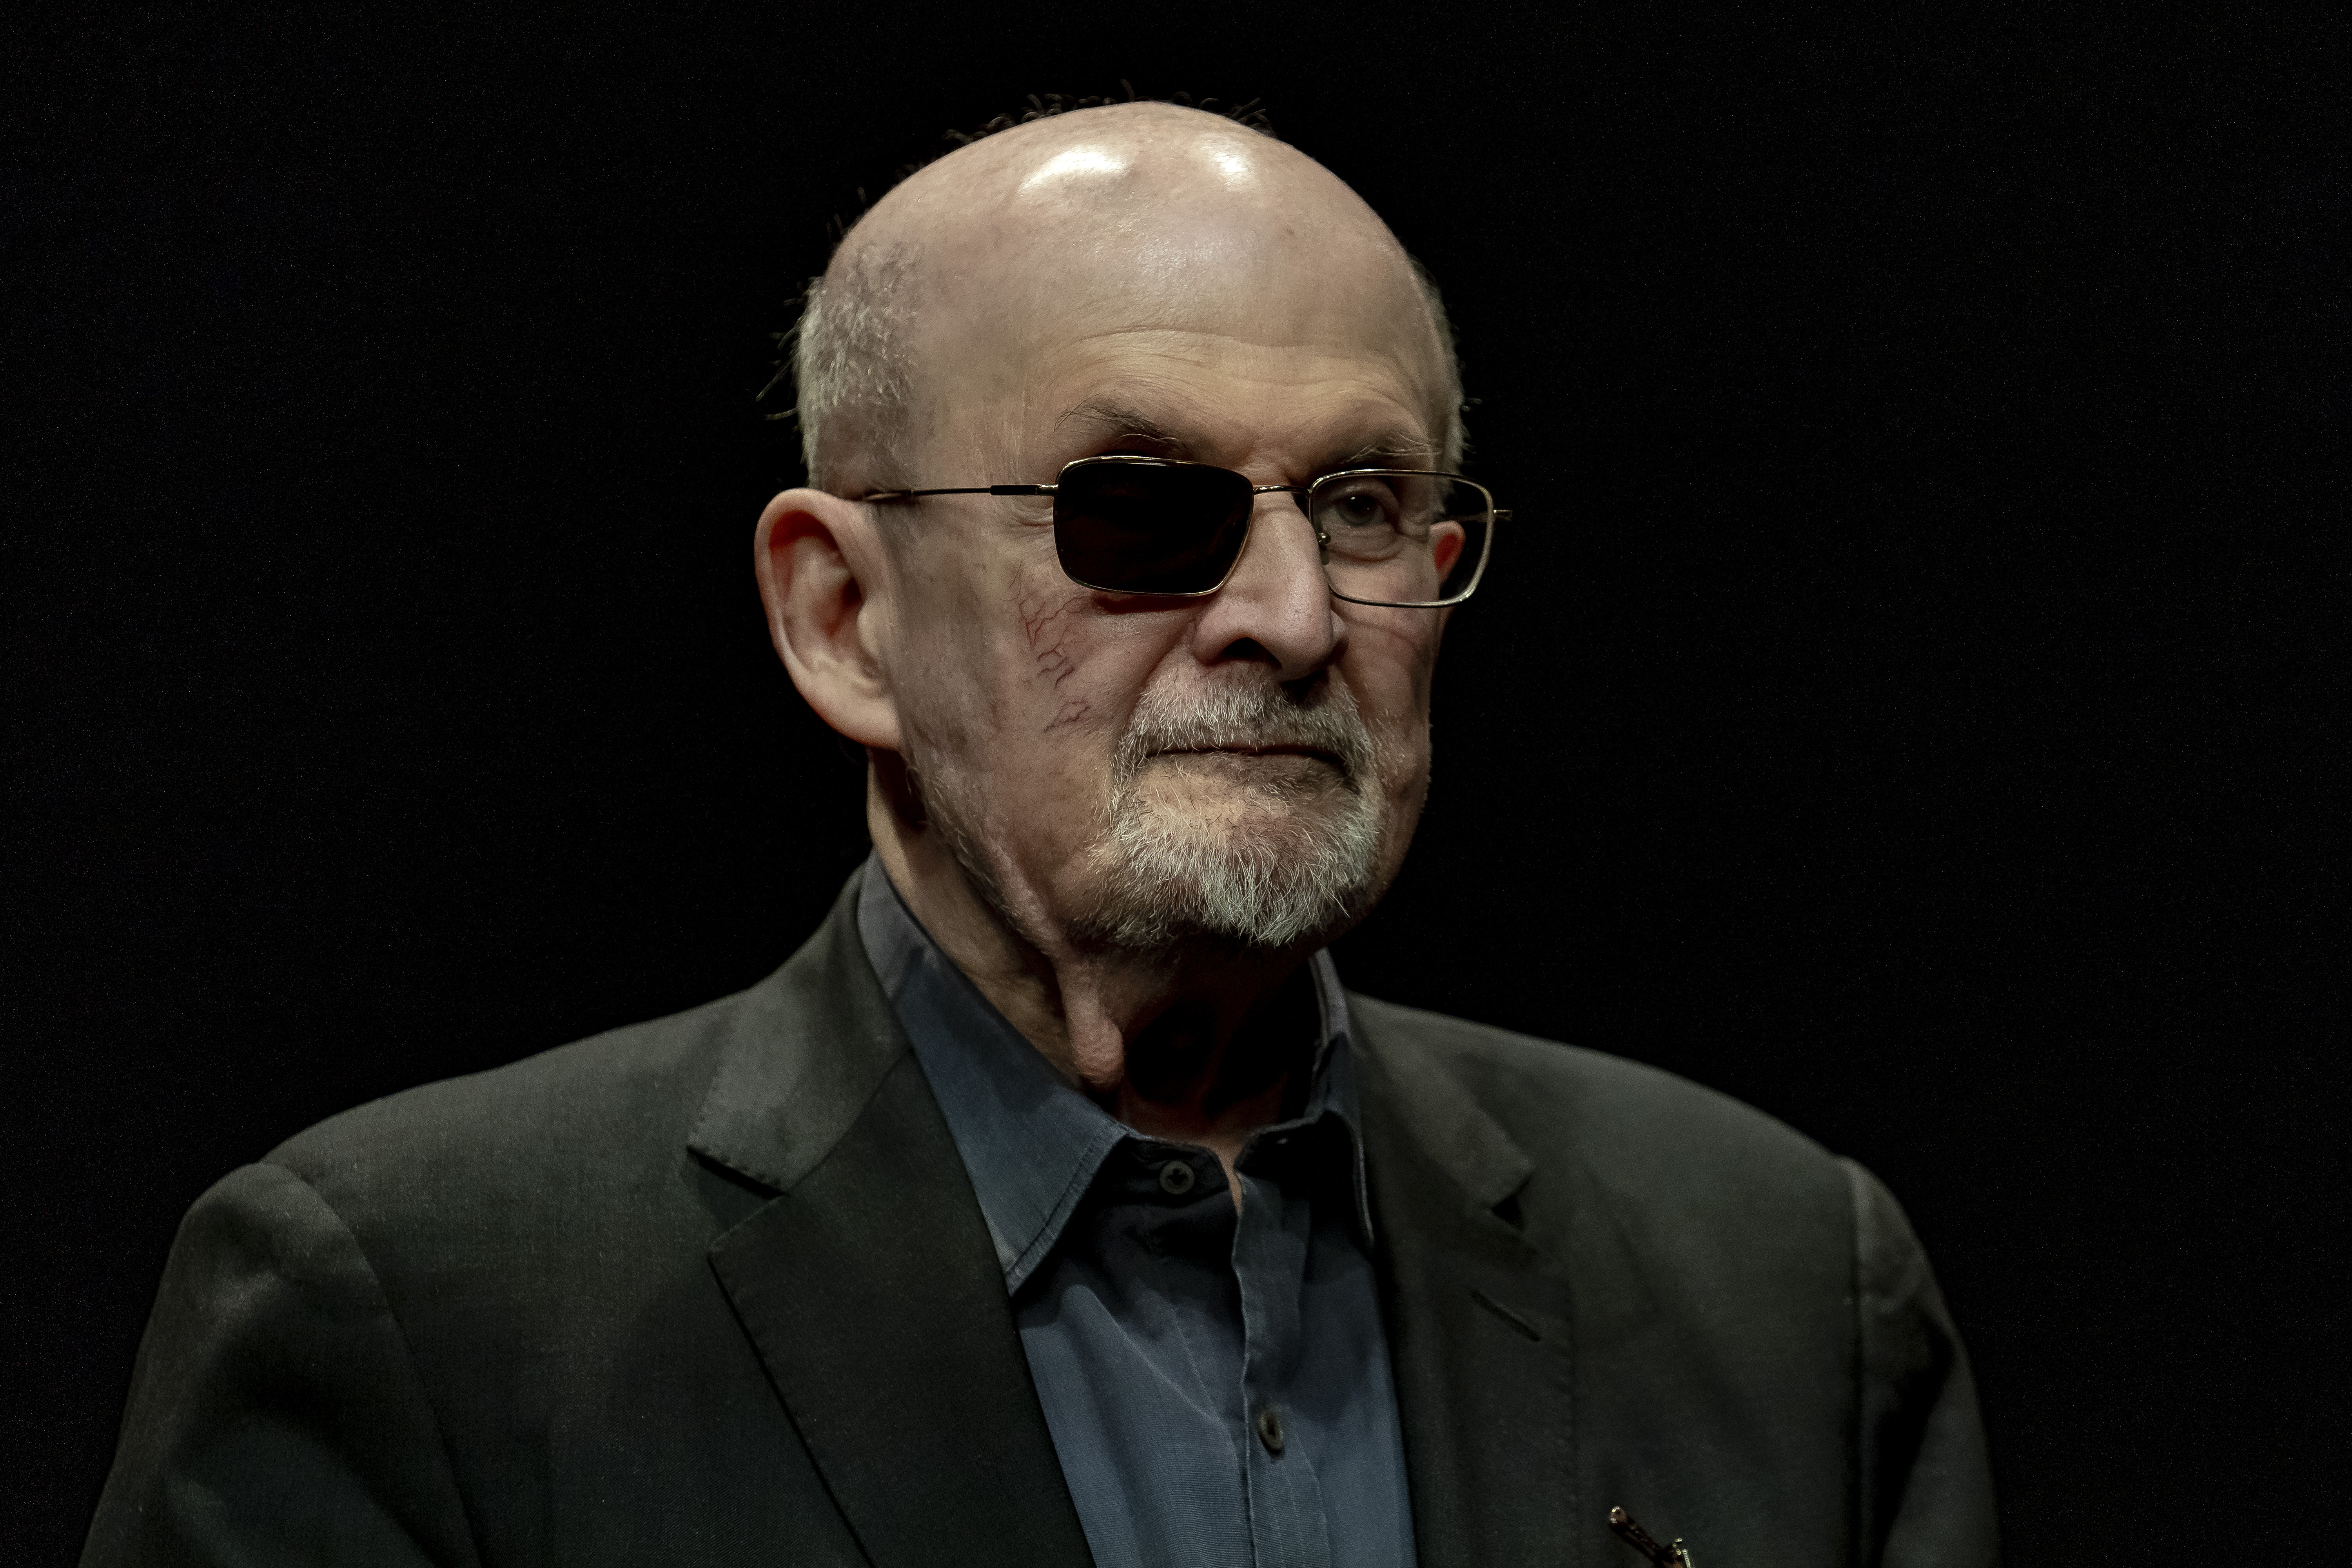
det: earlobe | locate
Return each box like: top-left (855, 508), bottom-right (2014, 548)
top-left (752, 489), bottom-right (903, 751)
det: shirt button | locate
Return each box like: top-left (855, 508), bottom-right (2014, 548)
top-left (1158, 1160), bottom-right (1196, 1195)
top-left (1255, 1405), bottom-right (1286, 1455)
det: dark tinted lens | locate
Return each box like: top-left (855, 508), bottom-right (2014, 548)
top-left (1053, 459), bottom-right (1254, 593)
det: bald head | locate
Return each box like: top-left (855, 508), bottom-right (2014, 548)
top-left (793, 103), bottom-right (1461, 494)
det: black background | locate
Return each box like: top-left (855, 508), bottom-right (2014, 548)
top-left (6, 4), bottom-right (2345, 1562)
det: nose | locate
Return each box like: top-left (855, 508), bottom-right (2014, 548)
top-left (1188, 492), bottom-right (1347, 681)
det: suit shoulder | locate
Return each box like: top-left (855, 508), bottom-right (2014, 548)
top-left (263, 980), bottom-right (766, 1208)
top-left (1346, 992), bottom-right (1847, 1215)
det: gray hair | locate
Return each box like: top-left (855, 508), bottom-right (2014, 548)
top-left (789, 241), bottom-right (1466, 494)
top-left (1408, 258), bottom-right (1469, 470)
top-left (790, 242), bottom-right (921, 494)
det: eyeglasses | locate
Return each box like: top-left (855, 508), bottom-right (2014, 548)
top-left (858, 455), bottom-right (1506, 608)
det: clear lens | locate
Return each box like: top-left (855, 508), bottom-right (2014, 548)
top-left (1309, 470), bottom-right (1492, 606)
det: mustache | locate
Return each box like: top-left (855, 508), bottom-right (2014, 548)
top-left (1114, 681), bottom-right (1375, 789)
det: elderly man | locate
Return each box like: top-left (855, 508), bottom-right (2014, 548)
top-left (87, 103), bottom-right (1997, 1567)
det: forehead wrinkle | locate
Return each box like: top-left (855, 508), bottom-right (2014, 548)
top-left (1034, 324), bottom-right (1436, 407)
top-left (1025, 323), bottom-right (1448, 454)
top-left (1046, 390), bottom-right (1439, 476)
top-left (1040, 304), bottom-right (1428, 361)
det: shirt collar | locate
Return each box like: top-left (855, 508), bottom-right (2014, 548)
top-left (856, 853), bottom-right (1372, 1294)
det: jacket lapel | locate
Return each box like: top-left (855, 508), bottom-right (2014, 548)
top-left (1351, 1001), bottom-right (1584, 1568)
top-left (691, 872), bottom-right (1093, 1568)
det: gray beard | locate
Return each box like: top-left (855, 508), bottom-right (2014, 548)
top-left (1071, 680), bottom-right (1385, 952)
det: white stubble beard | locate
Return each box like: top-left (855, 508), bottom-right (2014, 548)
top-left (1073, 678), bottom-right (1389, 952)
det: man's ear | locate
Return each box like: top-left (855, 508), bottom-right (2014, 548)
top-left (753, 488), bottom-right (902, 751)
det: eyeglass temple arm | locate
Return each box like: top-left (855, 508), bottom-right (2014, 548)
top-left (860, 485), bottom-right (1055, 502)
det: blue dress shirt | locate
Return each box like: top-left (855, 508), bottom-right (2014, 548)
top-left (857, 860), bottom-right (1417, 1568)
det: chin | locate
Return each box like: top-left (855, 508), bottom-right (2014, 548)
top-left (1073, 788), bottom-right (1386, 953)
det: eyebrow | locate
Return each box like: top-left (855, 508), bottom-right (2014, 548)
top-left (1051, 397), bottom-right (1442, 472)
top-left (1329, 433), bottom-right (1443, 467)
top-left (1053, 398), bottom-right (1197, 457)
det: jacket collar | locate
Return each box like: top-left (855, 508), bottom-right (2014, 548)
top-left (689, 867), bottom-right (1094, 1568)
top-left (1348, 996), bottom-right (1586, 1568)
top-left (686, 871), bottom-right (911, 1195)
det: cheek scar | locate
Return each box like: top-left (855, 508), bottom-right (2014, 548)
top-left (1019, 590), bottom-right (1089, 651)
top-left (1019, 588), bottom-right (1095, 731)
top-left (1037, 643), bottom-right (1080, 690)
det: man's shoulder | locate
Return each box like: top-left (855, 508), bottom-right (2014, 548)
top-left (261, 978), bottom-right (775, 1229)
top-left (1346, 992), bottom-right (1853, 1234)
top-left (240, 877), bottom-right (889, 1260)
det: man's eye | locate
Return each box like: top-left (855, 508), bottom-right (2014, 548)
top-left (1324, 488), bottom-right (1398, 528)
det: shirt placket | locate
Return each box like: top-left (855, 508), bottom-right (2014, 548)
top-left (1231, 1150), bottom-right (1332, 1568)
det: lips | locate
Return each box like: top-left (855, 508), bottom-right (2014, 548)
top-left (1157, 752), bottom-right (1345, 771)
top-left (1155, 744), bottom-right (1341, 766)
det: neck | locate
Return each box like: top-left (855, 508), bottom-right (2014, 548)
top-left (866, 760), bottom-right (1319, 1176)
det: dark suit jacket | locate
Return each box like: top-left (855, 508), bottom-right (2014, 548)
top-left (86, 871), bottom-right (1998, 1566)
